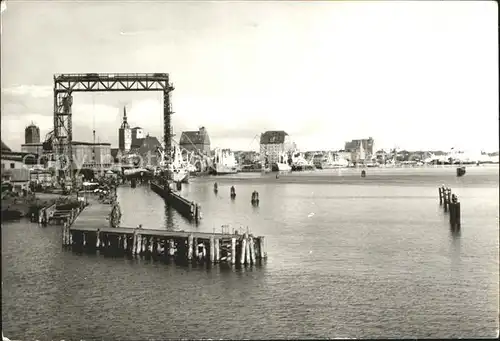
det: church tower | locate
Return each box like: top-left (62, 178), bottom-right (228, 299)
top-left (118, 106), bottom-right (132, 152)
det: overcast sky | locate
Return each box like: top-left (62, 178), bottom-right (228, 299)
top-left (1, 0), bottom-right (498, 152)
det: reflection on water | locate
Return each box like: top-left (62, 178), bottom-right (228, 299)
top-left (2, 167), bottom-right (499, 340)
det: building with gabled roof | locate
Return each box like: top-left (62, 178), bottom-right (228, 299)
top-left (179, 127), bottom-right (211, 155)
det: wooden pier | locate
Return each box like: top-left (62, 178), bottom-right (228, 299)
top-left (64, 195), bottom-right (267, 266)
top-left (150, 181), bottom-right (201, 223)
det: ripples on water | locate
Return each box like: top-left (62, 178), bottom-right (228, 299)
top-left (2, 166), bottom-right (499, 339)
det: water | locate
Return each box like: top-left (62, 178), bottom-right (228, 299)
top-left (2, 166), bottom-right (499, 339)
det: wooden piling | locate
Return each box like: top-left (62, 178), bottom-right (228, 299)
top-left (137, 234), bottom-right (142, 255)
top-left (96, 229), bottom-right (101, 250)
top-left (240, 237), bottom-right (247, 265)
top-left (259, 237), bottom-right (266, 259)
top-left (455, 202), bottom-right (461, 228)
top-left (209, 236), bottom-right (215, 263)
top-left (438, 186), bottom-right (443, 205)
top-left (249, 236), bottom-right (255, 264)
top-left (169, 239), bottom-right (175, 257)
top-left (132, 232), bottom-right (137, 255)
top-left (443, 188), bottom-right (449, 212)
top-left (231, 238), bottom-right (236, 264)
top-left (449, 201), bottom-right (455, 225)
top-left (214, 238), bottom-right (220, 263)
top-left (188, 234), bottom-right (194, 261)
top-left (194, 238), bottom-right (199, 261)
top-left (244, 234), bottom-right (250, 265)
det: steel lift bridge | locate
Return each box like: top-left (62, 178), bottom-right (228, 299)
top-left (51, 73), bottom-right (175, 188)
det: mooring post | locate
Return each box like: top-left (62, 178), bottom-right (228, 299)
top-left (449, 200), bottom-right (455, 226)
top-left (231, 237), bottom-right (236, 264)
top-left (438, 186), bottom-right (443, 205)
top-left (259, 237), bottom-right (266, 259)
top-left (455, 201), bottom-right (461, 228)
top-left (443, 188), bottom-right (449, 212)
top-left (214, 238), bottom-right (220, 263)
top-left (209, 236), bottom-right (215, 263)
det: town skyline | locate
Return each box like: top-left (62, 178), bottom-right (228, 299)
top-left (1, 1), bottom-right (498, 153)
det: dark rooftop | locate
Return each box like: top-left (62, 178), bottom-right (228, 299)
top-left (179, 128), bottom-right (210, 146)
top-left (1, 140), bottom-right (12, 152)
top-left (260, 131), bottom-right (288, 145)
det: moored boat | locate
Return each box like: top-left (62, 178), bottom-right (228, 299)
top-left (210, 148), bottom-right (238, 175)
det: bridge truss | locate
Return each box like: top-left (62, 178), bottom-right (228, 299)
top-left (53, 73), bottom-right (175, 186)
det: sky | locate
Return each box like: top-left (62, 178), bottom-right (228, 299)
top-left (0, 0), bottom-right (498, 152)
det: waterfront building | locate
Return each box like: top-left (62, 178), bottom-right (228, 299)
top-left (21, 142), bottom-right (44, 156)
top-left (259, 130), bottom-right (294, 166)
top-left (72, 142), bottom-right (112, 169)
top-left (179, 127), bottom-right (211, 155)
top-left (344, 137), bottom-right (375, 155)
top-left (344, 137), bottom-right (375, 163)
top-left (1, 151), bottom-right (38, 185)
top-left (1, 140), bottom-right (12, 152)
top-left (118, 107), bottom-right (132, 152)
top-left (130, 135), bottom-right (162, 166)
top-left (131, 127), bottom-right (146, 149)
top-left (22, 141), bottom-right (112, 169)
top-left (25, 122), bottom-right (41, 144)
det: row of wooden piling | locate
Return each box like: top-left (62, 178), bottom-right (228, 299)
top-left (438, 185), bottom-right (461, 229)
top-left (151, 181), bottom-right (202, 222)
top-left (62, 228), bottom-right (266, 266)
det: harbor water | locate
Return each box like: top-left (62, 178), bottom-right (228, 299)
top-left (2, 166), bottom-right (499, 339)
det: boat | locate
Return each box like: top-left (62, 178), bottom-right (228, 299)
top-left (272, 151), bottom-right (292, 172)
top-left (156, 145), bottom-right (189, 183)
top-left (291, 150), bottom-right (315, 171)
top-left (313, 151), bottom-right (349, 169)
top-left (210, 148), bottom-right (238, 175)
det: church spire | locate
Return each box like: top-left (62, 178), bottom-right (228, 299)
top-left (121, 106), bottom-right (130, 129)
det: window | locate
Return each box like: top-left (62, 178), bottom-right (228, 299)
top-left (10, 163), bottom-right (15, 169)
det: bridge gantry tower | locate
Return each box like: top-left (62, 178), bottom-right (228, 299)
top-left (53, 73), bottom-right (175, 188)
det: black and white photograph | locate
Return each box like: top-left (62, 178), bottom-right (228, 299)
top-left (1, 0), bottom-right (498, 340)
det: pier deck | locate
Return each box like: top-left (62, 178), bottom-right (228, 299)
top-left (65, 194), bottom-right (266, 266)
top-left (71, 225), bottom-right (241, 240)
